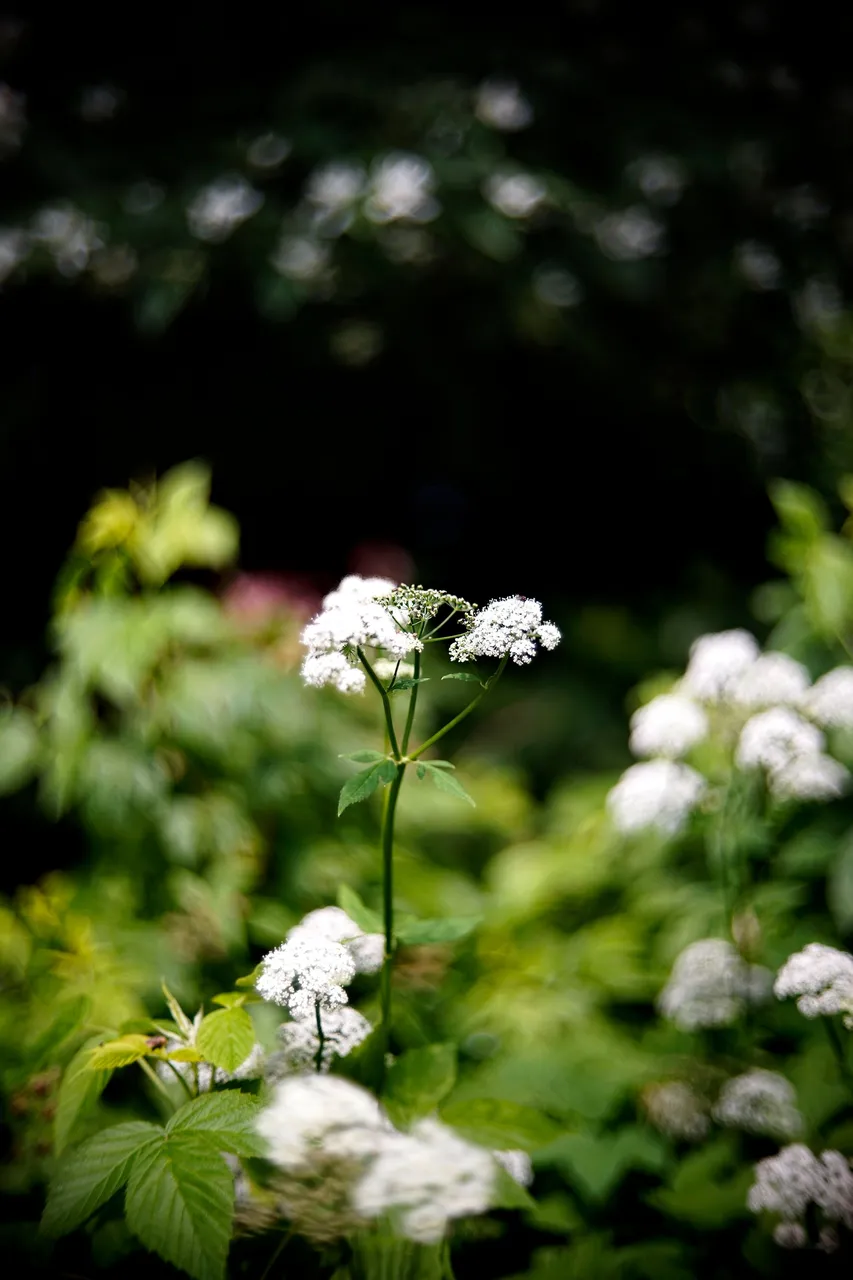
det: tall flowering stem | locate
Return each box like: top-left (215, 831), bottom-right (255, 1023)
top-left (379, 764), bottom-right (406, 1057)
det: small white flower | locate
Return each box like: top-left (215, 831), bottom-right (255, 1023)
top-left (736, 707), bottom-right (824, 773)
top-left (748, 1145), bottom-right (853, 1238)
top-left (352, 1118), bottom-right (495, 1243)
top-left (682, 629), bottom-right (761, 701)
top-left (731, 652), bottom-right (811, 708)
top-left (449, 596), bottom-right (560, 666)
top-left (774, 943), bottom-right (853, 1023)
top-left (289, 906), bottom-right (385, 975)
top-left (306, 161), bottom-right (366, 214)
top-left (658, 938), bottom-right (772, 1030)
top-left (713, 1070), bottom-right (802, 1138)
top-left (255, 935), bottom-right (356, 1017)
top-left (804, 667), bottom-right (853, 729)
top-left (300, 574), bottom-right (421, 694)
top-left (484, 171), bottom-right (546, 219)
top-left (474, 78), bottom-right (533, 131)
top-left (267, 1006), bottom-right (372, 1076)
top-left (365, 153), bottom-right (439, 224)
top-left (629, 694), bottom-right (708, 759)
top-left (186, 175), bottom-right (263, 242)
top-left (301, 651), bottom-right (366, 694)
top-left (271, 235), bottom-right (330, 281)
top-left (642, 1081), bottom-right (710, 1141)
top-left (769, 753), bottom-right (849, 802)
top-left (493, 1149), bottom-right (533, 1186)
top-left (593, 206), bottom-right (665, 260)
top-left (257, 1075), bottom-right (388, 1173)
top-left (606, 759), bottom-right (705, 836)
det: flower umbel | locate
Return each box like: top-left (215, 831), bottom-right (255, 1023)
top-left (774, 943), bottom-right (853, 1024)
top-left (255, 935), bottom-right (356, 1018)
top-left (449, 596), bottom-right (560, 666)
top-left (658, 938), bottom-right (772, 1029)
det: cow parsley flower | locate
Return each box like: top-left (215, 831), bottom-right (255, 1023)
top-left (736, 707), bottom-right (824, 773)
top-left (642, 1081), bottom-right (710, 1141)
top-left (449, 596), bottom-right (560, 666)
top-left (769, 753), bottom-right (849, 802)
top-left (681, 629), bottom-right (760, 701)
top-left (606, 759), bottom-right (706, 835)
top-left (255, 935), bottom-right (356, 1018)
top-left (713, 1070), bottom-right (802, 1139)
top-left (774, 943), bottom-right (853, 1024)
top-left (658, 938), bottom-right (772, 1029)
top-left (628, 693), bottom-right (708, 759)
top-left (267, 1006), bottom-right (373, 1077)
top-left (805, 667), bottom-right (853, 729)
top-left (493, 1149), bottom-right (534, 1186)
top-left (731, 652), bottom-right (812, 709)
top-left (748, 1145), bottom-right (853, 1241)
top-left (257, 1075), bottom-right (389, 1173)
top-left (288, 906), bottom-right (385, 975)
top-left (300, 574), bottom-right (421, 694)
top-left (352, 1118), bottom-right (495, 1243)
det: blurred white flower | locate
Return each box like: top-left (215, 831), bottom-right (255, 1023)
top-left (352, 1118), bottom-right (495, 1243)
top-left (484, 172), bottom-right (546, 219)
top-left (306, 160), bottom-right (366, 214)
top-left (736, 240), bottom-right (782, 290)
top-left (682, 629), bottom-right (760, 702)
top-left (247, 133), bottom-right (291, 169)
top-left (713, 1070), bottom-right (802, 1138)
top-left (736, 707), bottom-right (824, 772)
top-left (594, 207), bottom-right (665, 260)
top-left (450, 596), bottom-right (560, 666)
top-left (626, 154), bottom-right (686, 206)
top-left (0, 227), bottom-right (28, 282)
top-left (606, 759), bottom-right (705, 836)
top-left (255, 935), bottom-right (356, 1017)
top-left (774, 943), bottom-right (853, 1023)
top-left (271, 235), bottom-right (330, 281)
top-left (805, 667), bottom-right (853, 728)
top-left (289, 905), bottom-right (384, 975)
top-left (730, 652), bottom-right (811, 708)
top-left (267, 1006), bottom-right (372, 1076)
top-left (474, 78), bottom-right (533, 131)
top-left (658, 938), bottom-right (771, 1029)
top-left (257, 1075), bottom-right (388, 1173)
top-left (629, 693), bottom-right (708, 759)
top-left (769, 753), bottom-right (849, 802)
top-left (0, 82), bottom-right (25, 152)
top-left (533, 266), bottom-right (583, 307)
top-left (365, 153), bottom-right (439, 223)
top-left (748, 1145), bottom-right (853, 1240)
top-left (31, 204), bottom-right (105, 276)
top-left (493, 1149), bottom-right (533, 1186)
top-left (642, 1081), bottom-right (710, 1141)
top-left (773, 1221), bottom-right (808, 1248)
top-left (186, 175), bottom-right (263, 242)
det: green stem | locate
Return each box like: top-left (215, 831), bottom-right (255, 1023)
top-left (379, 763), bottom-right (406, 1078)
top-left (314, 1001), bottom-right (326, 1074)
top-left (259, 1228), bottom-right (293, 1280)
top-left (137, 1057), bottom-right (178, 1108)
top-left (400, 650), bottom-right (422, 755)
top-left (409, 654), bottom-right (508, 761)
top-left (358, 647), bottom-right (401, 760)
top-left (161, 1058), bottom-right (195, 1101)
top-left (824, 1017), bottom-right (853, 1096)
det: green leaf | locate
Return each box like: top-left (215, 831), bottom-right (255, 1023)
top-left (441, 672), bottom-right (482, 683)
top-left (162, 982), bottom-right (195, 1039)
top-left (41, 1120), bottom-right (162, 1237)
top-left (422, 759), bottom-right (454, 768)
top-left (338, 759), bottom-right (398, 815)
top-left (194, 1007), bottom-right (255, 1073)
top-left (537, 1127), bottom-right (666, 1201)
top-left (125, 1132), bottom-right (234, 1280)
top-left (0, 708), bottom-right (41, 794)
top-left (54, 1037), bottom-right (115, 1156)
top-left (388, 677), bottom-right (430, 691)
top-left (337, 884), bottom-right (383, 934)
top-left (422, 762), bottom-right (475, 806)
top-left (491, 1163), bottom-right (537, 1211)
top-left (235, 964), bottom-right (263, 989)
top-left (339, 750), bottom-right (387, 763)
top-left (384, 1044), bottom-right (457, 1127)
top-left (166, 1091), bottom-right (265, 1157)
top-left (27, 995), bottom-right (91, 1067)
top-left (161, 1047), bottom-right (205, 1063)
top-left (210, 992), bottom-right (249, 1009)
top-left (87, 1034), bottom-right (153, 1070)
top-left (440, 1099), bottom-right (561, 1153)
top-left (396, 916), bottom-right (482, 945)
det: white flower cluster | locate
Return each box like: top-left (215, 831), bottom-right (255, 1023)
top-left (449, 596), bottom-right (560, 666)
top-left (774, 943), bottom-right (853, 1025)
top-left (300, 575), bottom-right (421, 694)
top-left (608, 630), bottom-right (853, 834)
top-left (748, 1144), bottom-right (853, 1247)
top-left (658, 938), bottom-right (772, 1030)
top-left (288, 906), bottom-right (385, 975)
top-left (267, 1006), bottom-right (373, 1078)
top-left (712, 1070), bottom-right (802, 1139)
top-left (642, 1081), bottom-right (710, 1141)
top-left (255, 936), bottom-right (356, 1019)
top-left (256, 1075), bottom-right (496, 1244)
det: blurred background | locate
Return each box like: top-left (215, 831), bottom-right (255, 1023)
top-left (6, 5), bottom-right (853, 1277)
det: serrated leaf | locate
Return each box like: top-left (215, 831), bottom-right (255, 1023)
top-left (337, 884), bottom-right (383, 934)
top-left (441, 672), bottom-right (482, 683)
top-left (125, 1132), bottom-right (234, 1280)
top-left (384, 1044), bottom-right (457, 1127)
top-left (162, 983), bottom-right (195, 1039)
top-left (440, 1099), bottom-right (561, 1152)
top-left (339, 750), bottom-right (387, 763)
top-left (194, 1007), bottom-right (255, 1073)
top-left (87, 1034), bottom-right (152, 1070)
top-left (166, 1091), bottom-right (265, 1157)
top-left (235, 963), bottom-right (263, 989)
top-left (338, 759), bottom-right (398, 815)
top-left (54, 1037), bottom-right (114, 1156)
top-left (422, 763), bottom-right (475, 806)
top-left (396, 916), bottom-right (482, 945)
top-left (41, 1120), bottom-right (162, 1237)
top-left (491, 1163), bottom-right (537, 1211)
top-left (27, 995), bottom-right (91, 1066)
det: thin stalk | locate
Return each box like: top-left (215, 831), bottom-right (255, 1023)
top-left (400, 650), bottom-right (421, 755)
top-left (314, 1001), bottom-right (326, 1074)
top-left (259, 1228), bottom-right (293, 1280)
top-left (379, 763), bottom-right (406, 1072)
top-left (137, 1057), bottom-right (178, 1107)
top-left (824, 1017), bottom-right (853, 1096)
top-left (358, 647), bottom-right (401, 760)
top-left (409, 654), bottom-right (508, 761)
top-left (161, 1058), bottom-right (195, 1101)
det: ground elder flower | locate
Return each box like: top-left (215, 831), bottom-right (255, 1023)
top-left (606, 759), bottom-right (705, 836)
top-left (769, 753), bottom-right (849, 801)
top-left (681, 629), bottom-right (760, 702)
top-left (658, 938), bottom-right (772, 1029)
top-left (449, 596), bottom-right (560, 666)
top-left (642, 1081), bottom-right (710, 1141)
top-left (748, 1145), bottom-right (853, 1241)
top-left (493, 1149), bottom-right (534, 1186)
top-left (774, 943), bottom-right (853, 1023)
top-left (300, 574), bottom-right (421, 694)
top-left (736, 707), bottom-right (824, 773)
top-left (628, 693), bottom-right (708, 759)
top-left (352, 1118), bottom-right (495, 1244)
top-left (257, 1075), bottom-right (389, 1174)
top-left (255, 935), bottom-right (356, 1017)
top-left (288, 906), bottom-right (385, 975)
top-left (267, 1006), bottom-right (372, 1077)
top-left (713, 1070), bottom-right (802, 1139)
top-left (731, 652), bottom-right (811, 709)
top-left (805, 667), bottom-right (853, 728)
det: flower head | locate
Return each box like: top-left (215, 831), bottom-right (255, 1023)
top-left (774, 943), bottom-right (853, 1023)
top-left (736, 707), bottom-right (824, 773)
top-left (300, 574), bottom-right (421, 694)
top-left (606, 759), bottom-right (705, 836)
top-left (267, 1006), bottom-right (372, 1077)
top-left (805, 667), bottom-right (853, 729)
top-left (658, 938), bottom-right (771, 1030)
top-left (288, 906), bottom-right (385, 975)
top-left (449, 596), bottom-right (560, 666)
top-left (731, 652), bottom-right (811, 709)
top-left (255, 935), bottom-right (356, 1018)
top-left (257, 1075), bottom-right (389, 1174)
top-left (681, 629), bottom-right (760, 702)
top-left (748, 1145), bottom-right (853, 1240)
top-left (769, 753), bottom-right (849, 802)
top-left (628, 693), bottom-right (708, 759)
top-left (713, 1070), bottom-right (802, 1139)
